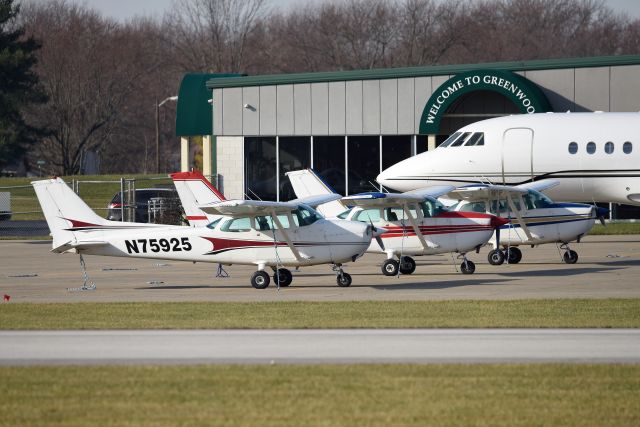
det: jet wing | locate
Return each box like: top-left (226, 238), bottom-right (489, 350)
top-left (516, 179), bottom-right (560, 193)
top-left (404, 185), bottom-right (456, 199)
top-left (342, 192), bottom-right (424, 207)
top-left (446, 184), bottom-right (527, 201)
top-left (199, 200), bottom-right (302, 216)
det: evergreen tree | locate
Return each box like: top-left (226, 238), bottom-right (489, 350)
top-left (0, 0), bottom-right (44, 172)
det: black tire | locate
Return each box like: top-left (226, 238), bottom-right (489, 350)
top-left (273, 268), bottom-right (293, 287)
top-left (337, 272), bottom-right (352, 287)
top-left (563, 250), bottom-right (578, 264)
top-left (506, 247), bottom-right (523, 264)
top-left (460, 260), bottom-right (476, 274)
top-left (399, 256), bottom-right (417, 275)
top-left (381, 259), bottom-right (399, 276)
top-left (251, 271), bottom-right (270, 289)
top-left (488, 249), bottom-right (505, 265)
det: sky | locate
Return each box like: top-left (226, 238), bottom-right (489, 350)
top-left (47, 0), bottom-right (640, 22)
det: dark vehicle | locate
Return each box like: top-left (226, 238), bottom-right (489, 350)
top-left (107, 188), bottom-right (183, 224)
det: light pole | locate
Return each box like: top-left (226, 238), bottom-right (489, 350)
top-left (155, 96), bottom-right (178, 174)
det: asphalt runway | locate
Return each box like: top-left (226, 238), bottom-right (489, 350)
top-left (1, 235), bottom-right (639, 302)
top-left (1, 329), bottom-right (638, 365)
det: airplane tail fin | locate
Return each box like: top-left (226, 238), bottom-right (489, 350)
top-left (286, 169), bottom-right (346, 217)
top-left (31, 178), bottom-right (109, 251)
top-left (170, 170), bottom-right (225, 227)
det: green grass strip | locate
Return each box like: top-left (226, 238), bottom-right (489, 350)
top-left (1, 299), bottom-right (639, 329)
top-left (590, 222), bottom-right (640, 235)
top-left (1, 364), bottom-right (639, 426)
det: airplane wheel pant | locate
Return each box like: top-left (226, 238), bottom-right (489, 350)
top-left (251, 271), bottom-right (270, 289)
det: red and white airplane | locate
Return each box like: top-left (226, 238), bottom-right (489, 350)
top-left (286, 169), bottom-right (509, 276)
top-left (32, 177), bottom-right (376, 289)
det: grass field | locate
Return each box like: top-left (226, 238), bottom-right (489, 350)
top-left (1, 299), bottom-right (639, 329)
top-left (590, 222), bottom-right (640, 234)
top-left (0, 364), bottom-right (638, 426)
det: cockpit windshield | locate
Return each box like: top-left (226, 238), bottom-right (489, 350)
top-left (420, 197), bottom-right (448, 217)
top-left (439, 132), bottom-right (484, 148)
top-left (523, 190), bottom-right (553, 209)
top-left (292, 204), bottom-right (323, 226)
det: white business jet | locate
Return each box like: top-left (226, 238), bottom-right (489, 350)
top-left (286, 169), bottom-right (509, 276)
top-left (377, 112), bottom-right (640, 205)
top-left (447, 180), bottom-right (608, 265)
top-left (32, 178), bottom-right (374, 289)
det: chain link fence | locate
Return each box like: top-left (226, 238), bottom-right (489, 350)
top-left (0, 176), bottom-right (186, 239)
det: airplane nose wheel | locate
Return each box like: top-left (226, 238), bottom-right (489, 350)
top-left (333, 264), bottom-right (352, 287)
top-left (460, 258), bottom-right (476, 274)
top-left (487, 249), bottom-right (505, 265)
top-left (251, 271), bottom-right (270, 289)
top-left (559, 243), bottom-right (578, 264)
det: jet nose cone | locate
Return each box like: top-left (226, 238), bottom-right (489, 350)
top-left (491, 215), bottom-right (510, 228)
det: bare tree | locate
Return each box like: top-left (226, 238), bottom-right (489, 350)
top-left (164, 0), bottom-right (268, 73)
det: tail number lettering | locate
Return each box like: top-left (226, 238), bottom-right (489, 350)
top-left (125, 237), bottom-right (192, 254)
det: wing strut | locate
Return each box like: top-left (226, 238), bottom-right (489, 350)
top-left (505, 193), bottom-right (533, 241)
top-left (400, 203), bottom-right (438, 251)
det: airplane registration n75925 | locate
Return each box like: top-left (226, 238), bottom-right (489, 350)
top-left (124, 237), bottom-right (193, 254)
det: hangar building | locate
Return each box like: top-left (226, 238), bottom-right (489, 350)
top-left (184, 55), bottom-right (640, 212)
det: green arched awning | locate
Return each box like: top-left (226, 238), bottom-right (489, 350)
top-left (419, 69), bottom-right (551, 134)
top-left (176, 73), bottom-right (242, 136)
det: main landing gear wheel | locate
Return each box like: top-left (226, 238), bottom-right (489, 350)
top-left (506, 247), bottom-right (523, 264)
top-left (563, 250), bottom-right (578, 264)
top-left (251, 271), bottom-right (270, 289)
top-left (337, 272), bottom-right (352, 287)
top-left (488, 249), bottom-right (505, 265)
top-left (460, 260), bottom-right (476, 275)
top-left (399, 256), bottom-right (416, 275)
top-left (381, 259), bottom-right (399, 276)
top-left (273, 268), bottom-right (293, 287)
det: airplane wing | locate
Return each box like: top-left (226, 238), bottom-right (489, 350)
top-left (446, 184), bottom-right (527, 201)
top-left (342, 192), bottom-right (424, 207)
top-left (516, 179), bottom-right (560, 193)
top-left (199, 200), bottom-right (301, 216)
top-left (404, 185), bottom-right (456, 199)
top-left (289, 193), bottom-right (342, 209)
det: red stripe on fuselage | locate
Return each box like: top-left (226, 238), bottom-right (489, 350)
top-left (201, 236), bottom-right (287, 251)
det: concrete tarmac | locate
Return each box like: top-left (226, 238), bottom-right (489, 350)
top-left (1, 329), bottom-right (638, 365)
top-left (1, 235), bottom-right (639, 302)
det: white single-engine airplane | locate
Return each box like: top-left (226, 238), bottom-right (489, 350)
top-left (286, 169), bottom-right (509, 276)
top-left (377, 112), bottom-right (640, 205)
top-left (446, 180), bottom-right (608, 265)
top-left (32, 178), bottom-right (376, 289)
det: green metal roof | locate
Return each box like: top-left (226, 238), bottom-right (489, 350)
top-left (205, 55), bottom-right (640, 89)
top-left (176, 73), bottom-right (242, 136)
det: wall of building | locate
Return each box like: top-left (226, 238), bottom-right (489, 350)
top-left (216, 136), bottom-right (244, 199)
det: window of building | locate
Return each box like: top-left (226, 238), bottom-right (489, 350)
top-left (245, 137), bottom-right (277, 201)
top-left (382, 135), bottom-right (412, 171)
top-left (279, 136), bottom-right (311, 201)
top-left (416, 136), bottom-right (428, 154)
top-left (568, 142), bottom-right (578, 154)
top-left (348, 136), bottom-right (380, 195)
top-left (623, 141), bottom-right (633, 154)
top-left (313, 136), bottom-right (346, 196)
top-left (604, 141), bottom-right (614, 154)
top-left (586, 141), bottom-right (596, 154)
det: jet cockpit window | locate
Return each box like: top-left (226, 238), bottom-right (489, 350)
top-left (292, 204), bottom-right (323, 226)
top-left (438, 132), bottom-right (461, 148)
top-left (220, 217), bottom-right (252, 232)
top-left (355, 208), bottom-right (382, 223)
top-left (206, 218), bottom-right (222, 229)
top-left (623, 141), bottom-right (633, 154)
top-left (420, 198), bottom-right (447, 217)
top-left (450, 132), bottom-right (471, 147)
top-left (464, 132), bottom-right (484, 146)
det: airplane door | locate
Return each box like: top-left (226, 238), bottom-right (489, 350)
top-left (502, 128), bottom-right (533, 185)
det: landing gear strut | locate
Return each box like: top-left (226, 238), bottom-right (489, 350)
top-left (559, 243), bottom-right (578, 264)
top-left (333, 264), bottom-right (352, 287)
top-left (459, 254), bottom-right (476, 275)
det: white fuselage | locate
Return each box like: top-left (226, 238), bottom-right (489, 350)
top-left (71, 218), bottom-right (370, 268)
top-left (342, 207), bottom-right (500, 256)
top-left (377, 113), bottom-right (640, 205)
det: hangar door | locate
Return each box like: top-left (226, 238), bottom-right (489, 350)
top-left (501, 128), bottom-right (533, 184)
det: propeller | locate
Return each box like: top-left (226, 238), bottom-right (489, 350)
top-left (369, 218), bottom-right (386, 251)
top-left (594, 206), bottom-right (609, 226)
